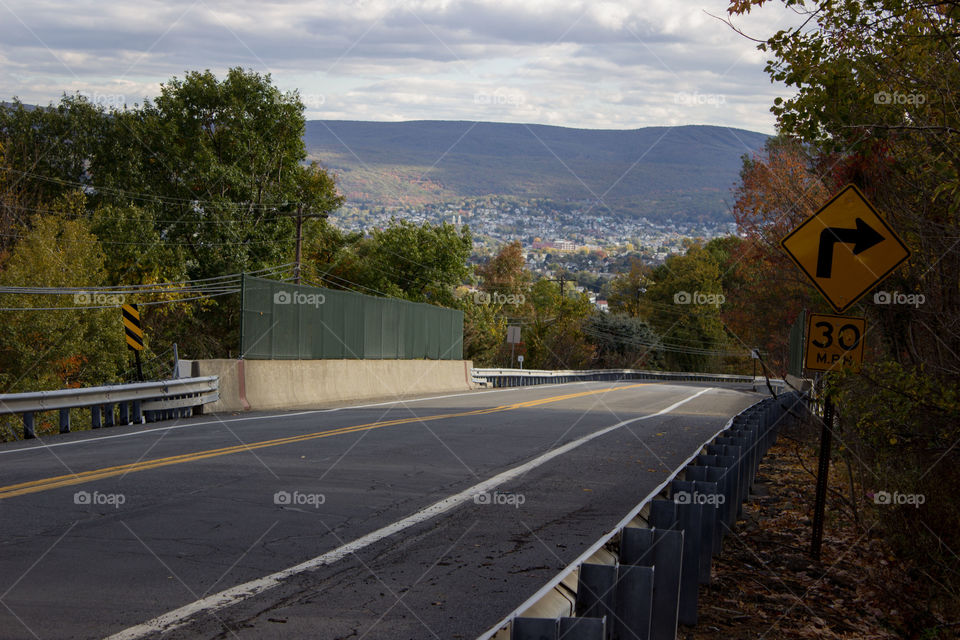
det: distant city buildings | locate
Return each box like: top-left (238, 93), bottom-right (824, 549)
top-left (333, 199), bottom-right (735, 263)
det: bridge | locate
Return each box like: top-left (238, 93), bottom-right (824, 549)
top-left (0, 367), bottom-right (802, 640)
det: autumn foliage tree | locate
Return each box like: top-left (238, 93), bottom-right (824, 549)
top-left (729, 0), bottom-right (960, 622)
top-left (724, 137), bottom-right (827, 370)
top-left (0, 194), bottom-right (127, 398)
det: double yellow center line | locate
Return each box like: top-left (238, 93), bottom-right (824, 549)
top-left (0, 384), bottom-right (649, 500)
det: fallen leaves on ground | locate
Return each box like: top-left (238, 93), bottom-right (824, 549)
top-left (683, 422), bottom-right (933, 639)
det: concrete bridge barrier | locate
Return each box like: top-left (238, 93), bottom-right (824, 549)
top-left (188, 359), bottom-right (475, 413)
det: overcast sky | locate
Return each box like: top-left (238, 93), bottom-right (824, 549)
top-left (0, 0), bottom-right (801, 133)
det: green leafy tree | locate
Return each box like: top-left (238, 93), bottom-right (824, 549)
top-left (127, 68), bottom-right (310, 278)
top-left (585, 312), bottom-right (663, 369)
top-left (0, 197), bottom-right (126, 396)
top-left (642, 242), bottom-right (729, 372)
top-left (607, 258), bottom-right (653, 317)
top-left (465, 241), bottom-right (534, 366)
top-left (299, 219), bottom-right (364, 289)
top-left (523, 279), bottom-right (595, 369)
top-left (351, 219), bottom-right (472, 306)
top-left (461, 301), bottom-right (507, 366)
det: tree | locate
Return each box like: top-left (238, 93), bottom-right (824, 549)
top-left (476, 241), bottom-right (531, 296)
top-left (462, 241), bottom-right (533, 366)
top-left (586, 312), bottom-right (663, 369)
top-left (523, 279), bottom-right (595, 370)
top-left (726, 137), bottom-right (825, 371)
top-left (0, 194), bottom-right (126, 396)
top-left (351, 219), bottom-right (472, 307)
top-left (299, 219), bottom-right (364, 289)
top-left (607, 258), bottom-right (653, 317)
top-left (729, 0), bottom-right (960, 618)
top-left (461, 301), bottom-right (507, 366)
top-left (126, 68), bottom-right (314, 278)
top-left (0, 69), bottom-right (345, 359)
top-left (641, 242), bottom-right (729, 372)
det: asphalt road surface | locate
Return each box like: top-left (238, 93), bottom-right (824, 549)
top-left (0, 381), bottom-right (763, 640)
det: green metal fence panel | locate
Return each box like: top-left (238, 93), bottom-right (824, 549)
top-left (241, 276), bottom-right (464, 360)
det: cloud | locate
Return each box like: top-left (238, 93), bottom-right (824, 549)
top-left (0, 0), bottom-right (801, 132)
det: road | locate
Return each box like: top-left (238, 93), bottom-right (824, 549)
top-left (0, 381), bottom-right (763, 640)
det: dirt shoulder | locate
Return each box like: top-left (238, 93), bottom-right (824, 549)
top-left (682, 423), bottom-right (935, 639)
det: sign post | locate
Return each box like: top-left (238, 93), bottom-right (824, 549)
top-left (123, 303), bottom-right (145, 382)
top-left (780, 184), bottom-right (910, 560)
top-left (810, 397), bottom-right (834, 561)
top-left (506, 325), bottom-right (521, 367)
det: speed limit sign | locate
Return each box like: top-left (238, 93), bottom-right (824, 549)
top-left (805, 313), bottom-right (866, 372)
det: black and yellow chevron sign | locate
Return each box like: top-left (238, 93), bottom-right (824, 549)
top-left (122, 303), bottom-right (144, 351)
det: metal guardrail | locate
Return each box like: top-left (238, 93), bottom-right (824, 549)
top-left (0, 376), bottom-right (220, 440)
top-left (472, 367), bottom-right (783, 389)
top-left (479, 390), bottom-right (811, 640)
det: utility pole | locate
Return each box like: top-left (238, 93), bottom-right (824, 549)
top-left (294, 204), bottom-right (303, 285)
top-left (289, 203), bottom-right (328, 286)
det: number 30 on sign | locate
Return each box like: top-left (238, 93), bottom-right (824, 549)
top-left (805, 313), bottom-right (866, 372)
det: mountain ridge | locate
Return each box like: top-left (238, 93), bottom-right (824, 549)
top-left (304, 120), bottom-right (769, 222)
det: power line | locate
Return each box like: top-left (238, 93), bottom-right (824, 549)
top-left (0, 166), bottom-right (301, 211)
top-left (0, 264), bottom-right (296, 310)
top-left (583, 324), bottom-right (748, 358)
top-left (0, 289), bottom-right (241, 311)
top-left (0, 200), bottom-right (299, 226)
top-left (0, 231), bottom-right (297, 248)
top-left (0, 264), bottom-right (292, 296)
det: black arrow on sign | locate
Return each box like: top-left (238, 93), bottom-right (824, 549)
top-left (816, 218), bottom-right (885, 278)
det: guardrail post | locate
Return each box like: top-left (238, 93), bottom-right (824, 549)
top-left (558, 617), bottom-right (605, 639)
top-left (614, 564), bottom-right (654, 640)
top-left (23, 412), bottom-right (35, 439)
top-left (621, 527), bottom-right (683, 640)
top-left (576, 563), bottom-right (617, 638)
top-left (686, 466), bottom-right (728, 553)
top-left (118, 402), bottom-right (129, 425)
top-left (648, 499), bottom-right (677, 529)
top-left (670, 479), bottom-right (703, 626)
top-left (510, 618), bottom-right (556, 640)
top-left (103, 404), bottom-right (115, 428)
top-left (510, 617), bottom-right (606, 640)
top-left (59, 409), bottom-right (70, 434)
top-left (692, 480), bottom-right (719, 583)
top-left (709, 442), bottom-right (745, 518)
top-left (132, 400), bottom-right (142, 424)
top-left (91, 405), bottom-right (102, 429)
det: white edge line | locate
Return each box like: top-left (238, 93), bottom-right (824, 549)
top-left (474, 391), bottom-right (768, 640)
top-left (102, 386), bottom-right (716, 640)
top-left (0, 383), bottom-right (582, 457)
